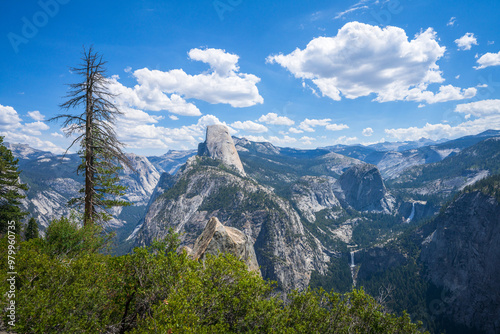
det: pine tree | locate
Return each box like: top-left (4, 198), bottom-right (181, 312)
top-left (25, 217), bottom-right (39, 240)
top-left (0, 136), bottom-right (28, 234)
top-left (51, 46), bottom-right (132, 225)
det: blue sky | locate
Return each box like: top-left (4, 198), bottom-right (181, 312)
top-left (1, 0), bottom-right (500, 155)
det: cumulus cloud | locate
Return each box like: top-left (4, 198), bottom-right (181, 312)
top-left (475, 51), bottom-right (500, 69)
top-left (267, 22), bottom-right (476, 104)
top-left (169, 115), bottom-right (179, 120)
top-left (257, 112), bottom-right (294, 126)
top-left (455, 99), bottom-right (500, 117)
top-left (23, 121), bottom-right (50, 136)
top-left (326, 123), bottom-right (349, 131)
top-left (269, 135), bottom-right (298, 145)
top-left (231, 120), bottom-right (268, 133)
top-left (0, 105), bottom-right (22, 130)
top-left (28, 110), bottom-right (45, 121)
top-left (108, 76), bottom-right (201, 116)
top-left (333, 136), bottom-right (358, 145)
top-left (297, 118), bottom-right (348, 132)
top-left (300, 136), bottom-right (316, 145)
top-left (115, 114), bottom-right (234, 150)
top-left (298, 118), bottom-right (332, 132)
top-left (51, 132), bottom-right (64, 138)
top-left (242, 135), bottom-right (269, 143)
top-left (289, 127), bottom-right (304, 134)
top-left (108, 48), bottom-right (263, 118)
top-left (455, 33), bottom-right (478, 51)
top-left (362, 127), bottom-right (374, 136)
top-left (447, 17), bottom-right (456, 27)
top-left (0, 104), bottom-right (64, 153)
top-left (385, 100), bottom-right (500, 141)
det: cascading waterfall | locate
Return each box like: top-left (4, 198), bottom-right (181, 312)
top-left (405, 202), bottom-right (415, 223)
top-left (350, 250), bottom-right (357, 287)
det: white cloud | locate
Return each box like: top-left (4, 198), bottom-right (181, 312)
top-left (108, 76), bottom-right (201, 116)
top-left (289, 127), bottom-right (304, 134)
top-left (231, 120), bottom-right (268, 133)
top-left (300, 136), bottom-right (316, 145)
top-left (188, 48), bottom-right (239, 76)
top-left (0, 104), bottom-right (22, 130)
top-left (115, 114), bottom-right (234, 150)
top-left (333, 136), bottom-right (358, 145)
top-left (51, 132), bottom-right (64, 138)
top-left (0, 131), bottom-right (66, 154)
top-left (169, 115), bottom-right (179, 120)
top-left (386, 99), bottom-right (500, 141)
top-left (296, 118), bottom-right (348, 132)
top-left (0, 104), bottom-right (65, 153)
top-left (418, 104), bottom-right (426, 108)
top-left (124, 66), bottom-right (132, 73)
top-left (455, 99), bottom-right (500, 117)
top-left (335, 5), bottom-right (369, 20)
top-left (28, 110), bottom-right (45, 121)
top-left (269, 135), bottom-right (297, 145)
top-left (107, 48), bottom-right (263, 117)
top-left (447, 17), bottom-right (456, 26)
top-left (23, 121), bottom-right (50, 136)
top-left (267, 22), bottom-right (476, 104)
top-left (385, 116), bottom-right (500, 141)
top-left (298, 118), bottom-right (332, 132)
top-left (325, 123), bottom-right (349, 131)
top-left (362, 127), bottom-right (374, 136)
top-left (242, 135), bottom-right (269, 143)
top-left (257, 112), bottom-right (294, 126)
top-left (475, 51), bottom-right (500, 69)
top-left (455, 33), bottom-right (478, 51)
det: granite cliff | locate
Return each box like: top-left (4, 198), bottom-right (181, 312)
top-left (134, 126), bottom-right (329, 291)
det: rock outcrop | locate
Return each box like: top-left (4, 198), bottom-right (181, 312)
top-left (290, 176), bottom-right (341, 223)
top-left (198, 125), bottom-right (245, 176)
top-left (338, 164), bottom-right (394, 213)
top-left (191, 217), bottom-right (260, 274)
top-left (421, 191), bottom-right (500, 333)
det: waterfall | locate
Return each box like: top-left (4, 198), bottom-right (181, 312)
top-left (405, 202), bottom-right (415, 223)
top-left (350, 251), bottom-right (355, 268)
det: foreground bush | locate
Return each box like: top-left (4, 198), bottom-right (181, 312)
top-left (0, 217), bottom-right (427, 333)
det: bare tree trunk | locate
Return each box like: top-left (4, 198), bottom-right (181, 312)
top-left (84, 56), bottom-right (94, 225)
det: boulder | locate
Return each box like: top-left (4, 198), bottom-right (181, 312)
top-left (191, 217), bottom-right (260, 275)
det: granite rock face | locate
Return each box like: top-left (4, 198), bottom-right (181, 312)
top-left (198, 125), bottom-right (245, 176)
top-left (290, 176), bottom-right (341, 223)
top-left (191, 217), bottom-right (261, 275)
top-left (421, 191), bottom-right (500, 333)
top-left (338, 164), bottom-right (394, 213)
top-left (134, 155), bottom-right (329, 291)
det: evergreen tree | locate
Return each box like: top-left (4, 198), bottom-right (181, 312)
top-left (0, 136), bottom-right (28, 234)
top-left (51, 46), bottom-right (132, 225)
top-left (25, 217), bottom-right (39, 240)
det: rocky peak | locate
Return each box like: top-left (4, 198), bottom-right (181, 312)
top-left (198, 125), bottom-right (246, 176)
top-left (190, 217), bottom-right (260, 275)
top-left (338, 164), bottom-right (392, 212)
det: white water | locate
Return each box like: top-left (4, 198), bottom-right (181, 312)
top-left (350, 251), bottom-right (355, 268)
top-left (405, 202), bottom-right (415, 223)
